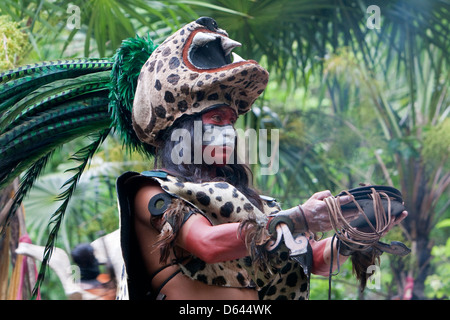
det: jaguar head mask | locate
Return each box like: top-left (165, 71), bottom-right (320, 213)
top-left (132, 17), bottom-right (269, 147)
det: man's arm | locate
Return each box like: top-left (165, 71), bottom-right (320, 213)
top-left (178, 214), bottom-right (249, 264)
top-left (134, 183), bottom-right (249, 264)
top-left (310, 237), bottom-right (349, 276)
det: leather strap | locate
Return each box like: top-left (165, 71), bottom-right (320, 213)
top-left (149, 256), bottom-right (189, 300)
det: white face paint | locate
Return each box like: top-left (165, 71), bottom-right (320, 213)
top-left (202, 124), bottom-right (236, 149)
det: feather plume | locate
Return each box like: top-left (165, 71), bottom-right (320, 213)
top-left (0, 59), bottom-right (114, 189)
top-left (0, 71), bottom-right (111, 131)
top-left (0, 60), bottom-right (112, 114)
top-left (0, 35), bottom-right (157, 297)
top-left (108, 35), bottom-right (157, 157)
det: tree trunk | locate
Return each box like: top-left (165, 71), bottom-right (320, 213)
top-left (390, 159), bottom-right (437, 300)
top-left (0, 179), bottom-right (35, 299)
top-left (411, 236), bottom-right (432, 299)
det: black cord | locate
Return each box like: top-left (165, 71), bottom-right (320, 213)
top-left (328, 233), bottom-right (342, 300)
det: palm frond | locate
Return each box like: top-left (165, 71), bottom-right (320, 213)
top-left (0, 152), bottom-right (54, 232)
top-left (193, 0), bottom-right (449, 91)
top-left (32, 129), bottom-right (110, 298)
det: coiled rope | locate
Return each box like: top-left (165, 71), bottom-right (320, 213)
top-left (324, 188), bottom-right (393, 250)
top-left (324, 187), bottom-right (393, 299)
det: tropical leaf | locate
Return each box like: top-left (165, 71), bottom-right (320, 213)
top-left (184, 0), bottom-right (449, 92)
top-left (32, 129), bottom-right (110, 297)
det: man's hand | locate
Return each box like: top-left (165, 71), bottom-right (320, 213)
top-left (269, 189), bottom-right (407, 235)
top-left (269, 190), bottom-right (358, 234)
top-left (301, 190), bottom-right (359, 233)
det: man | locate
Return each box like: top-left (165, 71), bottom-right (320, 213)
top-left (116, 17), bottom-right (407, 300)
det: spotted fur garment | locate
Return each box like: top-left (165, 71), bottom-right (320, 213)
top-left (147, 171), bottom-right (311, 300)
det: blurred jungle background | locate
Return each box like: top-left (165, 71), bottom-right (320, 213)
top-left (0, 0), bottom-right (448, 300)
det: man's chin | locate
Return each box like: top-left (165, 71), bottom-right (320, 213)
top-left (203, 146), bottom-right (234, 166)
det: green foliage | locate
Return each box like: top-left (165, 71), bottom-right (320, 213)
top-left (425, 238), bottom-right (450, 299)
top-left (33, 129), bottom-right (110, 296)
top-left (0, 15), bottom-right (29, 70)
top-left (0, 0), bottom-right (448, 300)
top-left (422, 118), bottom-right (450, 168)
top-left (23, 134), bottom-right (148, 299)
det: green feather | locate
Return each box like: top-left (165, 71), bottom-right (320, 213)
top-left (0, 59), bottom-right (113, 84)
top-left (0, 110), bottom-right (109, 161)
top-left (0, 97), bottom-right (109, 147)
top-left (0, 102), bottom-right (110, 189)
top-left (4, 85), bottom-right (109, 132)
top-left (108, 34), bottom-right (158, 157)
top-left (0, 59), bottom-right (113, 114)
top-left (0, 71), bottom-right (111, 131)
top-left (0, 60), bottom-right (113, 190)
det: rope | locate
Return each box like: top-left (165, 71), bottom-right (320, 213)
top-left (324, 188), bottom-right (392, 250)
top-left (324, 187), bottom-right (393, 299)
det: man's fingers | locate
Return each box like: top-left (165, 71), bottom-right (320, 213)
top-left (312, 190), bottom-right (333, 200)
top-left (338, 195), bottom-right (354, 206)
top-left (393, 211), bottom-right (408, 225)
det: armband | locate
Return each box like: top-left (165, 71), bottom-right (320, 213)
top-left (148, 192), bottom-right (173, 216)
top-left (267, 205), bottom-right (309, 235)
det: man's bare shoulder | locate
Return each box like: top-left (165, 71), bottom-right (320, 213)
top-left (133, 180), bottom-right (165, 223)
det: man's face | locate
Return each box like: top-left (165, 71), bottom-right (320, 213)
top-left (201, 106), bottom-right (237, 166)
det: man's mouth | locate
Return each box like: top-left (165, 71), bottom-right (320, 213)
top-left (185, 30), bottom-right (246, 70)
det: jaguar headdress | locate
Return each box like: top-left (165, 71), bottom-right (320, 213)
top-left (132, 17), bottom-right (269, 146)
top-left (0, 16), bottom-right (269, 296)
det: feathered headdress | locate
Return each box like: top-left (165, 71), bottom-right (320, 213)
top-left (0, 34), bottom-right (157, 295)
top-left (1, 14), bottom-right (270, 227)
top-left (0, 16), bottom-right (269, 297)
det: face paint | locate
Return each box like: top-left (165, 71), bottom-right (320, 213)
top-left (202, 124), bottom-right (236, 149)
top-left (202, 124), bottom-right (236, 166)
top-left (132, 18), bottom-right (269, 147)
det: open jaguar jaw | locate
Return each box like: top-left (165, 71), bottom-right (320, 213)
top-left (188, 32), bottom-right (245, 70)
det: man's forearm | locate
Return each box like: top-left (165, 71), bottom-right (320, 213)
top-left (180, 215), bottom-right (249, 264)
top-left (310, 237), bottom-right (349, 276)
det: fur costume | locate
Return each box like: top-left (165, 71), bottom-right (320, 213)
top-left (0, 15), bottom-right (409, 299)
top-left (116, 170), bottom-right (312, 300)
